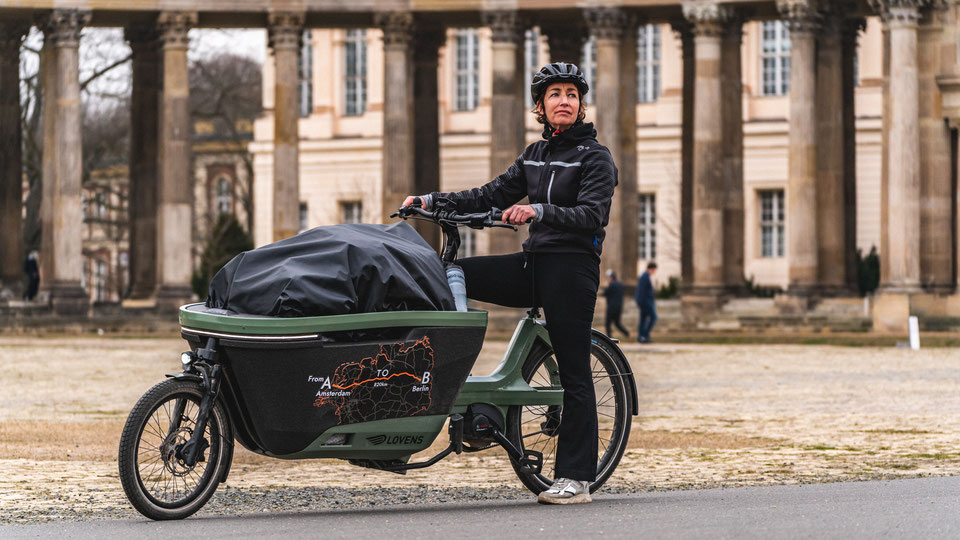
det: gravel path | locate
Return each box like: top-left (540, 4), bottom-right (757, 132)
top-left (2, 337), bottom-right (960, 524)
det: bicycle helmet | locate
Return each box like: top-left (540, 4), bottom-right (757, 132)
top-left (530, 62), bottom-right (589, 104)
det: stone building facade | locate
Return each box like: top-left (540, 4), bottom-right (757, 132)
top-left (251, 19), bottom-right (887, 291)
top-left (1, 0), bottom-right (960, 331)
top-left (78, 120), bottom-right (252, 305)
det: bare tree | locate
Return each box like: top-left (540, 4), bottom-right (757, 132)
top-left (189, 53), bottom-right (262, 233)
top-left (19, 28), bottom-right (131, 256)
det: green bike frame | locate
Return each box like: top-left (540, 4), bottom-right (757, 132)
top-left (452, 314), bottom-right (562, 418)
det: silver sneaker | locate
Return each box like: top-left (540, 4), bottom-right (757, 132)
top-left (537, 477), bottom-right (592, 505)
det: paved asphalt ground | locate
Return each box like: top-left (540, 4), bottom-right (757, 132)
top-left (3, 476), bottom-right (958, 539)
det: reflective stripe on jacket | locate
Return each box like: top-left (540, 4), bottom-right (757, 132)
top-left (430, 122), bottom-right (618, 258)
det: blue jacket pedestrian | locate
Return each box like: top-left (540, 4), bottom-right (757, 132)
top-left (635, 262), bottom-right (658, 343)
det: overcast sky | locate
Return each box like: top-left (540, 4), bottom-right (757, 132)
top-left (19, 28), bottom-right (266, 110)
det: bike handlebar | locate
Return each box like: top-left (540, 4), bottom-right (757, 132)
top-left (390, 205), bottom-right (519, 230)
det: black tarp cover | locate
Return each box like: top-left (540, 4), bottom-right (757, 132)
top-left (206, 222), bottom-right (455, 317)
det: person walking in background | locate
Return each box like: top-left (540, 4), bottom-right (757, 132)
top-left (602, 270), bottom-right (629, 338)
top-left (635, 261), bottom-right (657, 343)
top-left (23, 250), bottom-right (39, 301)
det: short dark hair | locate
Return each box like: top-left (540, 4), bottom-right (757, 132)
top-left (647, 261), bottom-right (658, 270)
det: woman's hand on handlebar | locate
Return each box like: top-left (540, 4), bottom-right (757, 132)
top-left (401, 195), bottom-right (422, 209)
top-left (502, 204), bottom-right (535, 225)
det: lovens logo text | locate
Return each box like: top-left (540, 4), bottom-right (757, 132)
top-left (366, 434), bottom-right (424, 446)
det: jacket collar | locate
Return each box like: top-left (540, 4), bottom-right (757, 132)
top-left (542, 122), bottom-right (597, 149)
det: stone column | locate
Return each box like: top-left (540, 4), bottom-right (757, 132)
top-left (155, 11), bottom-right (196, 307)
top-left (871, 0), bottom-right (923, 292)
top-left (376, 12), bottom-right (415, 224)
top-left (412, 23), bottom-right (444, 251)
top-left (671, 21), bottom-right (695, 289)
top-left (586, 7), bottom-right (638, 282)
top-left (815, 11), bottom-right (848, 294)
top-left (124, 22), bottom-right (160, 300)
top-left (682, 2), bottom-right (728, 295)
top-left (720, 15), bottom-right (744, 293)
top-left (268, 12), bottom-right (304, 243)
top-left (38, 10), bottom-right (91, 314)
top-left (778, 0), bottom-right (820, 296)
top-left (484, 10), bottom-right (526, 255)
top-left (0, 22), bottom-right (29, 298)
top-left (918, 5), bottom-right (953, 291)
top-left (541, 20), bottom-right (588, 65)
top-left (617, 15), bottom-right (640, 284)
top-left (842, 18), bottom-right (865, 291)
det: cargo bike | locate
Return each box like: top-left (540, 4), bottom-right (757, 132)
top-left (118, 203), bottom-right (638, 520)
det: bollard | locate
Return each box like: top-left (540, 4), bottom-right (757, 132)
top-left (908, 316), bottom-right (920, 350)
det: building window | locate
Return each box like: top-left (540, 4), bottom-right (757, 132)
top-left (581, 36), bottom-right (597, 105)
top-left (341, 201), bottom-right (362, 224)
top-left (344, 29), bottom-right (367, 116)
top-left (759, 189), bottom-right (785, 258)
top-left (298, 30), bottom-right (313, 117)
top-left (761, 21), bottom-right (790, 96)
top-left (638, 194), bottom-right (656, 260)
top-left (94, 259), bottom-right (107, 302)
top-left (458, 226), bottom-right (476, 258)
top-left (524, 28), bottom-right (540, 108)
top-left (454, 29), bottom-right (480, 111)
top-left (299, 202), bottom-right (308, 232)
top-left (637, 24), bottom-right (661, 104)
top-left (88, 192), bottom-right (106, 220)
top-left (215, 176), bottom-right (232, 215)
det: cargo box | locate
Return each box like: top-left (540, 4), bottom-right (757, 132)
top-left (180, 304), bottom-right (486, 456)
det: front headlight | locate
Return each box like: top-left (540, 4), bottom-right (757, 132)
top-left (180, 352), bottom-right (196, 370)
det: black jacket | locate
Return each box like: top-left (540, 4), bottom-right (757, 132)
top-left (603, 280), bottom-right (624, 310)
top-left (431, 122), bottom-right (617, 258)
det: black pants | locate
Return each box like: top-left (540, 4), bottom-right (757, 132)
top-left (605, 306), bottom-right (629, 338)
top-left (458, 251), bottom-right (599, 481)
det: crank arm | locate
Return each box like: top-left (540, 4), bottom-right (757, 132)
top-left (491, 429), bottom-right (543, 475)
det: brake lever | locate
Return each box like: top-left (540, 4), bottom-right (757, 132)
top-left (491, 223), bottom-right (519, 231)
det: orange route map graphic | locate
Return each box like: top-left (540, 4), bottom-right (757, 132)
top-left (313, 337), bottom-right (434, 425)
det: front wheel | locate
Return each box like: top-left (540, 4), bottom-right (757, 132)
top-left (507, 334), bottom-right (633, 494)
top-left (118, 378), bottom-right (231, 520)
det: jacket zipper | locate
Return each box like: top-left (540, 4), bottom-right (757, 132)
top-left (537, 148), bottom-right (552, 204)
top-left (546, 171), bottom-right (556, 205)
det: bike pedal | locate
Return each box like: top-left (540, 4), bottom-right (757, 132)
top-left (519, 450), bottom-right (543, 475)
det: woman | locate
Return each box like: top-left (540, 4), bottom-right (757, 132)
top-left (403, 62), bottom-right (617, 505)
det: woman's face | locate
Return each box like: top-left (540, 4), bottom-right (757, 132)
top-left (540, 82), bottom-right (580, 131)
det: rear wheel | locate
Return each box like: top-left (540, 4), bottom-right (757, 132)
top-left (507, 335), bottom-right (633, 494)
top-left (118, 378), bottom-right (231, 520)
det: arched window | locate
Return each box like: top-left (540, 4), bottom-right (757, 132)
top-left (215, 176), bottom-right (232, 215)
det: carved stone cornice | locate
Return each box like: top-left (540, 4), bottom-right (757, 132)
top-left (375, 11), bottom-right (413, 47)
top-left (0, 21), bottom-right (30, 53)
top-left (777, 0), bottom-right (821, 34)
top-left (267, 11), bottom-right (305, 51)
top-left (157, 11), bottom-right (196, 50)
top-left (867, 0), bottom-right (933, 25)
top-left (37, 9), bottom-right (91, 48)
top-left (585, 7), bottom-right (629, 40)
top-left (682, 1), bottom-right (735, 37)
top-left (483, 10), bottom-right (524, 44)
